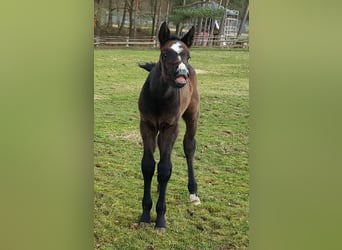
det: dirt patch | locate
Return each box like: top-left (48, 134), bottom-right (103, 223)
top-left (196, 69), bottom-right (208, 74)
top-left (109, 132), bottom-right (141, 144)
top-left (94, 95), bottom-right (105, 100)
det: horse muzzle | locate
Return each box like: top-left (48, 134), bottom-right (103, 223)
top-left (174, 74), bottom-right (188, 88)
top-left (174, 64), bottom-right (189, 88)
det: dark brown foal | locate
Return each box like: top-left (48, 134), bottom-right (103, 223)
top-left (138, 22), bottom-right (200, 231)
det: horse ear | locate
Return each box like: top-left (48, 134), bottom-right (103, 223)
top-left (158, 22), bottom-right (170, 48)
top-left (181, 26), bottom-right (195, 48)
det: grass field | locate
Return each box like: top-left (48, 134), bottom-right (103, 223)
top-left (94, 48), bottom-right (249, 249)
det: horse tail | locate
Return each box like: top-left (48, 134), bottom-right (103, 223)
top-left (139, 62), bottom-right (156, 72)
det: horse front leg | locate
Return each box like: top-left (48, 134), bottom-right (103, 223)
top-left (183, 112), bottom-right (201, 205)
top-left (139, 121), bottom-right (157, 225)
top-left (155, 124), bottom-right (179, 231)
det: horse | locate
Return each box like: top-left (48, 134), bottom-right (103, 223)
top-left (138, 22), bottom-right (201, 232)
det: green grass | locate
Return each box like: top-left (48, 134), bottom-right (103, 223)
top-left (94, 48), bottom-right (249, 249)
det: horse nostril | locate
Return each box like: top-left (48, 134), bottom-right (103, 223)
top-left (176, 69), bottom-right (188, 77)
top-left (176, 63), bottom-right (189, 77)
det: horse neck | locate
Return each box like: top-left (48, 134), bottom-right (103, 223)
top-left (150, 62), bottom-right (180, 100)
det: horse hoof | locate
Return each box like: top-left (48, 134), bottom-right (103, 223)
top-left (190, 194), bottom-right (201, 205)
top-left (155, 227), bottom-right (166, 233)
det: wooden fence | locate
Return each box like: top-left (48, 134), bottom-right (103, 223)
top-left (94, 36), bottom-right (157, 48)
top-left (94, 35), bottom-right (248, 49)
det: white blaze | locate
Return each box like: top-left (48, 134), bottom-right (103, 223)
top-left (171, 41), bottom-right (183, 54)
top-left (178, 62), bottom-right (187, 71)
top-left (177, 62), bottom-right (189, 75)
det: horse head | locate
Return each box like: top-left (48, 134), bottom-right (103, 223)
top-left (158, 22), bottom-right (195, 88)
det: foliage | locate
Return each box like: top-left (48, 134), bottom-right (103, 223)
top-left (169, 7), bottom-right (225, 24)
top-left (229, 0), bottom-right (249, 15)
top-left (94, 0), bottom-right (248, 37)
top-left (94, 48), bottom-right (249, 249)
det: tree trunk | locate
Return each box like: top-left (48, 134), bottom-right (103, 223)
top-left (193, 16), bottom-right (198, 46)
top-left (119, 0), bottom-right (128, 33)
top-left (115, 1), bottom-right (120, 27)
top-left (175, 22), bottom-right (180, 36)
top-left (197, 17), bottom-right (203, 46)
top-left (219, 0), bottom-right (229, 36)
top-left (208, 18), bottom-right (215, 47)
top-left (165, 1), bottom-right (170, 23)
top-left (128, 0), bottom-right (135, 38)
top-left (133, 0), bottom-right (139, 39)
top-left (151, 0), bottom-right (158, 37)
top-left (176, 0), bottom-right (186, 36)
top-left (202, 17), bottom-right (208, 46)
top-left (107, 0), bottom-right (113, 27)
top-left (94, 0), bottom-right (102, 36)
top-left (236, 1), bottom-right (249, 39)
top-left (155, 0), bottom-right (163, 38)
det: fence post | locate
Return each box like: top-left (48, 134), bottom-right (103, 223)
top-left (126, 37), bottom-right (129, 47)
top-left (153, 36), bottom-right (157, 48)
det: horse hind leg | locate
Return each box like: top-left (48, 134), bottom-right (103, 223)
top-left (183, 112), bottom-right (201, 205)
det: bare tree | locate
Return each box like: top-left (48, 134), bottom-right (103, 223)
top-left (107, 0), bottom-right (113, 27)
top-left (128, 0), bottom-right (135, 37)
top-left (150, 0), bottom-right (158, 37)
top-left (95, 0), bottom-right (241, 39)
top-left (219, 0), bottom-right (229, 36)
top-left (94, 0), bottom-right (103, 36)
top-left (119, 0), bottom-right (128, 33)
top-left (155, 0), bottom-right (163, 37)
top-left (236, 1), bottom-right (248, 39)
top-left (175, 0), bottom-right (187, 36)
top-left (133, 0), bottom-right (140, 38)
top-left (114, 0), bottom-right (121, 27)
top-left (165, 0), bottom-right (171, 23)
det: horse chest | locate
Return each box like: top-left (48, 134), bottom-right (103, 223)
top-left (152, 97), bottom-right (183, 126)
top-left (140, 91), bottom-right (190, 128)
top-left (156, 86), bottom-right (190, 114)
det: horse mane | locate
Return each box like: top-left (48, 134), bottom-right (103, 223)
top-left (139, 62), bottom-right (156, 72)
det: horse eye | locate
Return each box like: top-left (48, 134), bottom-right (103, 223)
top-left (162, 51), bottom-right (167, 58)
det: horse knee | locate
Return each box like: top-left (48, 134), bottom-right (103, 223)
top-left (141, 154), bottom-right (155, 177)
top-left (157, 160), bottom-right (172, 183)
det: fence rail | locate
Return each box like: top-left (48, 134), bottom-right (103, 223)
top-left (94, 35), bottom-right (248, 49)
top-left (94, 36), bottom-right (157, 47)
